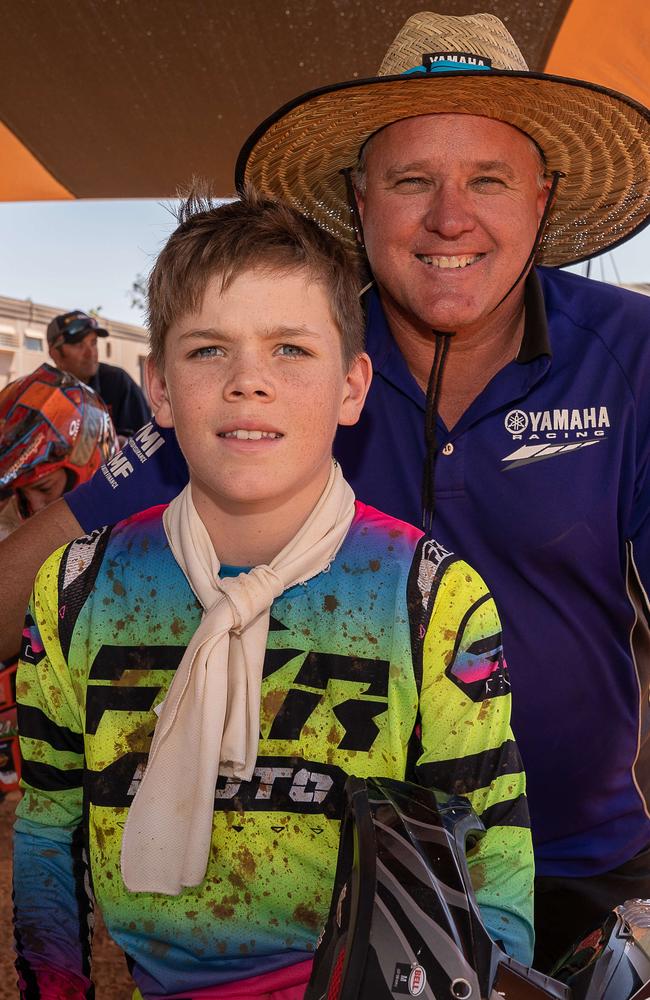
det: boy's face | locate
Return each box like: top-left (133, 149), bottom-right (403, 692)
top-left (148, 267), bottom-right (371, 519)
top-left (19, 467), bottom-right (69, 515)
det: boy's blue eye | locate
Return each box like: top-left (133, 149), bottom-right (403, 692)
top-left (277, 344), bottom-right (307, 357)
top-left (192, 345), bottom-right (224, 359)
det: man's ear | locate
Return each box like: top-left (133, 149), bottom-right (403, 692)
top-left (356, 189), bottom-right (366, 226)
top-left (537, 176), bottom-right (554, 223)
top-left (338, 352), bottom-right (372, 427)
top-left (145, 355), bottom-right (174, 428)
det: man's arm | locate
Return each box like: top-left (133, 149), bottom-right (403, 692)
top-left (13, 546), bottom-right (93, 999)
top-left (415, 556), bottom-right (535, 964)
top-left (0, 499), bottom-right (81, 661)
top-left (65, 422), bottom-right (188, 533)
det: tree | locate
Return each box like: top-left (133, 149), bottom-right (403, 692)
top-left (128, 273), bottom-right (147, 314)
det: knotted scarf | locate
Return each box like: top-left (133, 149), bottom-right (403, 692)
top-left (121, 460), bottom-right (355, 894)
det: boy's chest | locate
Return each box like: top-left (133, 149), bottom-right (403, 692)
top-left (81, 593), bottom-right (418, 814)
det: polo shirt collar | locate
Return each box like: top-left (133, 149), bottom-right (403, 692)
top-left (364, 286), bottom-right (424, 408)
top-left (516, 269), bottom-right (551, 363)
top-left (365, 267), bottom-right (550, 380)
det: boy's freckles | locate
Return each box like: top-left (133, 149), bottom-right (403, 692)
top-left (149, 266), bottom-right (370, 521)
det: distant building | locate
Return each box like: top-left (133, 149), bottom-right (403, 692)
top-left (623, 283), bottom-right (650, 298)
top-left (0, 295), bottom-right (148, 391)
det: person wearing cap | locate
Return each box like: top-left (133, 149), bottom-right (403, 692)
top-left (2, 10), bottom-right (650, 972)
top-left (48, 309), bottom-right (151, 441)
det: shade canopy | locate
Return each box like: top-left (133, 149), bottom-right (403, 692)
top-left (1, 0), bottom-right (648, 201)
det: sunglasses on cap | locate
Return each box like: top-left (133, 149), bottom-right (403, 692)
top-left (59, 316), bottom-right (100, 339)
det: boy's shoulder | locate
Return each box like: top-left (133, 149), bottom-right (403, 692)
top-left (38, 504), bottom-right (170, 591)
top-left (347, 500), bottom-right (478, 609)
top-left (349, 501), bottom-right (462, 571)
top-left (32, 504), bottom-right (182, 654)
top-left (348, 501), bottom-right (423, 553)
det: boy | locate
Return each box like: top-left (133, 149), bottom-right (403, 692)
top-left (14, 193), bottom-right (533, 999)
top-left (0, 364), bottom-right (116, 794)
top-left (0, 363), bottom-right (117, 541)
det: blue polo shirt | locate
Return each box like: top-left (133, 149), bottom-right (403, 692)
top-left (67, 266), bottom-right (650, 878)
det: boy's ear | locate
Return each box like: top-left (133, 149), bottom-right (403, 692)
top-left (338, 352), bottom-right (373, 427)
top-left (145, 355), bottom-right (174, 428)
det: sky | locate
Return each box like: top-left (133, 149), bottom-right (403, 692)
top-left (0, 198), bottom-right (649, 327)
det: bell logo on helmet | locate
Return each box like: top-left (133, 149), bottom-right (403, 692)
top-left (393, 963), bottom-right (428, 997)
top-left (408, 964), bottom-right (427, 996)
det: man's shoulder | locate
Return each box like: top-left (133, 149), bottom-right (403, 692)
top-left (539, 268), bottom-right (650, 391)
top-left (347, 501), bottom-right (478, 608)
top-left (97, 360), bottom-right (139, 387)
top-left (539, 266), bottom-right (650, 335)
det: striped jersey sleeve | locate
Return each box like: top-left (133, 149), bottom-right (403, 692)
top-left (411, 541), bottom-right (535, 963)
top-left (13, 544), bottom-right (94, 1000)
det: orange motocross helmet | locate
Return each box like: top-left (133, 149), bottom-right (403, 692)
top-left (0, 363), bottom-right (117, 502)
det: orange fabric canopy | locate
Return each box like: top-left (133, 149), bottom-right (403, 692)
top-left (1, 0), bottom-right (648, 201)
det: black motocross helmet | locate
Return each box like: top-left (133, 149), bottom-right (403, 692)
top-left (552, 899), bottom-right (650, 1000)
top-left (305, 776), bottom-right (568, 1000)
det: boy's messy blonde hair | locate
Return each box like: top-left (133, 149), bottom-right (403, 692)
top-left (148, 185), bottom-right (365, 369)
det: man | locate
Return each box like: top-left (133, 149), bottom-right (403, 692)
top-left (2, 10), bottom-right (650, 971)
top-left (48, 309), bottom-right (151, 440)
top-left (13, 193), bottom-right (532, 999)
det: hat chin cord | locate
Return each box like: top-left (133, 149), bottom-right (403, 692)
top-left (421, 169), bottom-right (563, 531)
top-left (341, 166), bottom-right (564, 533)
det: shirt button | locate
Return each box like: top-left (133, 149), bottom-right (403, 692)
top-left (441, 442), bottom-right (454, 456)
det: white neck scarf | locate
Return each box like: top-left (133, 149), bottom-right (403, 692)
top-left (121, 461), bottom-right (355, 895)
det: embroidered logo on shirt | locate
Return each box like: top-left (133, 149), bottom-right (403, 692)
top-left (502, 405), bottom-right (610, 469)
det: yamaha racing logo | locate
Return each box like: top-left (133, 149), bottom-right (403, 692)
top-left (502, 405), bottom-right (610, 469)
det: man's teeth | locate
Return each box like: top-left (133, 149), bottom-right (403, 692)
top-left (417, 253), bottom-right (482, 268)
top-left (221, 429), bottom-right (282, 440)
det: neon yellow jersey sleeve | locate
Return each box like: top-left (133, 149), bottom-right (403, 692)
top-left (415, 554), bottom-right (534, 961)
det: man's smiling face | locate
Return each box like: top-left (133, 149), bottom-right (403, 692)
top-left (357, 114), bottom-right (550, 339)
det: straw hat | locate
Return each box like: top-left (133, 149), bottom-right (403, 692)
top-left (236, 11), bottom-right (650, 267)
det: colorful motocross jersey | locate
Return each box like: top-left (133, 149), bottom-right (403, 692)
top-left (14, 502), bottom-right (533, 998)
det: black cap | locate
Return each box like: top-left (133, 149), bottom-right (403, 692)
top-left (47, 310), bottom-right (109, 346)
